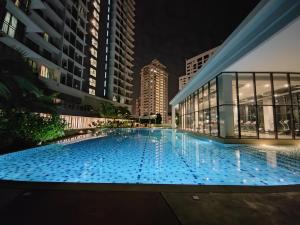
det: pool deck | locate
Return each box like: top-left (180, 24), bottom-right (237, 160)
top-left (0, 182), bottom-right (300, 225)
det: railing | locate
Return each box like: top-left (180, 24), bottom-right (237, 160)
top-left (1, 21), bottom-right (16, 38)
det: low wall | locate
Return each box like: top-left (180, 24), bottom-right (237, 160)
top-left (40, 114), bottom-right (132, 130)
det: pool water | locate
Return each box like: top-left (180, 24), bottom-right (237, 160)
top-left (0, 129), bottom-right (300, 185)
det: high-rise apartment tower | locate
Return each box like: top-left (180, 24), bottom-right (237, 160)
top-left (140, 59), bottom-right (168, 123)
top-left (0, 0), bottom-right (135, 113)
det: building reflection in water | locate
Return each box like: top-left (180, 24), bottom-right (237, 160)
top-left (266, 151), bottom-right (277, 168)
top-left (235, 150), bottom-right (241, 171)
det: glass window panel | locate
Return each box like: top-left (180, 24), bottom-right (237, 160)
top-left (273, 73), bottom-right (290, 105)
top-left (257, 105), bottom-right (275, 138)
top-left (238, 73), bottom-right (255, 104)
top-left (194, 92), bottom-right (198, 112)
top-left (210, 107), bottom-right (218, 136)
top-left (276, 105), bottom-right (292, 139)
top-left (237, 73), bottom-right (257, 138)
top-left (203, 84), bottom-right (209, 109)
top-left (255, 73), bottom-right (272, 105)
top-left (210, 79), bottom-right (217, 107)
top-left (178, 116), bottom-right (182, 129)
top-left (195, 111), bottom-right (199, 131)
top-left (219, 105), bottom-right (239, 138)
top-left (218, 73), bottom-right (237, 105)
top-left (198, 110), bottom-right (204, 133)
top-left (187, 96), bottom-right (191, 114)
top-left (203, 109), bottom-right (210, 134)
top-left (290, 74), bottom-right (300, 105)
top-left (198, 88), bottom-right (203, 111)
top-left (239, 104), bottom-right (257, 138)
top-left (293, 107), bottom-right (300, 139)
top-left (191, 112), bottom-right (195, 131)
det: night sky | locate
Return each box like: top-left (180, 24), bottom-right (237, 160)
top-left (132, 0), bottom-right (261, 107)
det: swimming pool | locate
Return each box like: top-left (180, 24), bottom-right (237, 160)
top-left (0, 128), bottom-right (299, 185)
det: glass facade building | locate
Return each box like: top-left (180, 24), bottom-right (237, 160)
top-left (178, 72), bottom-right (300, 140)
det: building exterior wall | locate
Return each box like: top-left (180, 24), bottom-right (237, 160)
top-left (140, 59), bottom-right (168, 123)
top-left (179, 74), bottom-right (192, 91)
top-left (134, 97), bottom-right (140, 116)
top-left (186, 47), bottom-right (218, 76)
top-left (107, 0), bottom-right (135, 106)
top-left (179, 46), bottom-right (218, 90)
top-left (225, 16), bottom-right (300, 73)
top-left (171, 1), bottom-right (300, 142)
top-left (0, 0), bottom-right (133, 114)
top-left (178, 71), bottom-right (300, 140)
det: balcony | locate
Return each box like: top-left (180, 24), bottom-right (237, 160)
top-left (30, 0), bottom-right (46, 10)
top-left (26, 32), bottom-right (60, 54)
top-left (30, 10), bottom-right (62, 39)
top-left (43, 1), bottom-right (64, 24)
top-left (0, 35), bottom-right (40, 58)
top-left (22, 38), bottom-right (60, 68)
top-left (5, 0), bottom-right (43, 33)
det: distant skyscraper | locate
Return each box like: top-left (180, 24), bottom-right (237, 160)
top-left (140, 59), bottom-right (168, 123)
top-left (179, 46), bottom-right (218, 90)
top-left (0, 0), bottom-right (135, 113)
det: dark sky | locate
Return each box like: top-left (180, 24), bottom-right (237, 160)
top-left (132, 0), bottom-right (261, 105)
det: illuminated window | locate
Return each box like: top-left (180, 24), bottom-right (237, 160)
top-left (89, 88), bottom-right (95, 95)
top-left (27, 60), bottom-right (37, 73)
top-left (90, 58), bottom-right (97, 67)
top-left (40, 65), bottom-right (49, 78)
top-left (89, 78), bottom-right (96, 87)
top-left (91, 19), bottom-right (99, 30)
top-left (90, 47), bottom-right (97, 57)
top-left (93, 10), bottom-right (99, 21)
top-left (90, 68), bottom-right (97, 77)
top-left (14, 0), bottom-right (21, 7)
top-left (91, 28), bottom-right (98, 39)
top-left (92, 38), bottom-right (98, 48)
top-left (93, 1), bottom-right (100, 11)
top-left (1, 12), bottom-right (17, 38)
top-left (78, 5), bottom-right (85, 17)
top-left (43, 33), bottom-right (49, 42)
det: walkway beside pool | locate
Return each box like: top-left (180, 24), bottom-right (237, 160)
top-left (0, 184), bottom-right (300, 225)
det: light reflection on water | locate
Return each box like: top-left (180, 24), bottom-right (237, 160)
top-left (0, 128), bottom-right (299, 185)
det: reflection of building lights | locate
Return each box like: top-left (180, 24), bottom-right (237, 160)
top-left (284, 84), bottom-right (289, 87)
top-left (245, 83), bottom-right (251, 87)
top-left (264, 84), bottom-right (269, 87)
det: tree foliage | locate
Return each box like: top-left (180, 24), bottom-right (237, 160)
top-left (0, 112), bottom-right (66, 146)
top-left (0, 45), bottom-right (56, 113)
top-left (156, 113), bottom-right (162, 124)
top-left (0, 45), bottom-right (65, 150)
top-left (98, 102), bottom-right (131, 119)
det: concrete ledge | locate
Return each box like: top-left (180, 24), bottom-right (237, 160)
top-left (178, 129), bottom-right (300, 145)
top-left (1, 181), bottom-right (300, 193)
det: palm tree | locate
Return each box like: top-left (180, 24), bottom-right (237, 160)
top-left (116, 106), bottom-right (131, 119)
top-left (99, 101), bottom-right (117, 123)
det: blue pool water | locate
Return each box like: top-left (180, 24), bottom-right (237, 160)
top-left (0, 128), bottom-right (300, 186)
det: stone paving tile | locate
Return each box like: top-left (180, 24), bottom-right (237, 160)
top-left (163, 192), bottom-right (300, 225)
top-left (0, 189), bottom-right (181, 225)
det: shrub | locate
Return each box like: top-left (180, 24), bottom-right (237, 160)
top-left (0, 112), bottom-right (66, 146)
